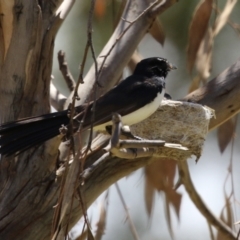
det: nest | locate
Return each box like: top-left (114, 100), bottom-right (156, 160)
top-left (130, 100), bottom-right (214, 159)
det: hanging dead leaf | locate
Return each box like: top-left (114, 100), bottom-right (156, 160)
top-left (149, 18), bottom-right (165, 46)
top-left (145, 159), bottom-right (177, 192)
top-left (217, 118), bottom-right (235, 153)
top-left (144, 174), bottom-right (155, 217)
top-left (188, 75), bottom-right (201, 93)
top-left (128, 52), bottom-right (142, 73)
top-left (87, 226), bottom-right (95, 240)
top-left (75, 229), bottom-right (88, 240)
top-left (213, 0), bottom-right (237, 36)
top-left (164, 197), bottom-right (174, 240)
top-left (187, 0), bottom-right (213, 72)
top-left (195, 29), bottom-right (213, 81)
top-left (94, 200), bottom-right (107, 240)
top-left (144, 159), bottom-right (182, 224)
top-left (165, 188), bottom-right (182, 220)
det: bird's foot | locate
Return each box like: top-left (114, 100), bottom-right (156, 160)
top-left (121, 125), bottom-right (143, 140)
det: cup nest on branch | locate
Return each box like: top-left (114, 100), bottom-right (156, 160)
top-left (130, 100), bottom-right (214, 161)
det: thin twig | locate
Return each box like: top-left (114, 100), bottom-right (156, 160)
top-left (178, 161), bottom-right (237, 239)
top-left (81, 152), bottom-right (111, 181)
top-left (51, 147), bottom-right (72, 239)
top-left (115, 183), bottom-right (140, 240)
top-left (150, 0), bottom-right (177, 16)
top-left (58, 50), bottom-right (76, 92)
top-left (55, 1), bottom-right (97, 238)
top-left (222, 115), bottom-right (238, 232)
top-left (85, 0), bottom-right (100, 159)
top-left (64, 151), bottom-right (80, 236)
top-left (66, 1), bottom-right (98, 238)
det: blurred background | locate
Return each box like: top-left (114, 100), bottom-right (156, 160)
top-left (52, 1), bottom-right (240, 239)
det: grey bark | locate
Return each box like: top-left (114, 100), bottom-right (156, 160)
top-left (0, 1), bottom-right (238, 239)
top-left (0, 1), bottom-right (178, 239)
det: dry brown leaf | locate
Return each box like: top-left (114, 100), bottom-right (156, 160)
top-left (187, 0), bottom-right (213, 72)
top-left (144, 159), bottom-right (182, 221)
top-left (94, 200), bottom-right (107, 240)
top-left (164, 198), bottom-right (174, 240)
top-left (87, 226), bottom-right (95, 240)
top-left (75, 229), bottom-right (88, 240)
top-left (144, 174), bottom-right (155, 217)
top-left (163, 188), bottom-right (182, 240)
top-left (165, 188), bottom-right (182, 220)
top-left (195, 29), bottom-right (213, 81)
top-left (128, 52), bottom-right (142, 73)
top-left (217, 118), bottom-right (235, 153)
top-left (149, 18), bottom-right (165, 46)
top-left (145, 159), bottom-right (177, 191)
top-left (213, 0), bottom-right (237, 36)
top-left (188, 75), bottom-right (201, 93)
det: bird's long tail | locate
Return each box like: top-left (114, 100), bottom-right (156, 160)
top-left (0, 111), bottom-right (69, 156)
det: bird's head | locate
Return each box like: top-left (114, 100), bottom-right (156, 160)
top-left (134, 57), bottom-right (177, 78)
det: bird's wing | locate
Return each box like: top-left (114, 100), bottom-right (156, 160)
top-left (77, 76), bottom-right (164, 128)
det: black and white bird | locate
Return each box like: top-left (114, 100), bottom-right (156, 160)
top-left (0, 57), bottom-right (176, 155)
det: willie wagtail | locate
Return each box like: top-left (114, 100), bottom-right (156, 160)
top-left (0, 57), bottom-right (176, 155)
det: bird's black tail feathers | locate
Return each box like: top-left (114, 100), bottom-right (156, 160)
top-left (0, 111), bottom-right (69, 156)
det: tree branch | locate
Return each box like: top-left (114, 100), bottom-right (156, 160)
top-left (182, 59), bottom-right (240, 130)
top-left (65, 0), bottom-right (177, 107)
top-left (178, 161), bottom-right (237, 240)
top-left (57, 50), bottom-right (76, 92)
top-left (53, 100), bottom-right (210, 233)
top-left (50, 82), bottom-right (67, 111)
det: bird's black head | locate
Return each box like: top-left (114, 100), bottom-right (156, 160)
top-left (133, 57), bottom-right (177, 78)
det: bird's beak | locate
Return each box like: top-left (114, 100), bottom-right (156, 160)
top-left (168, 63), bottom-right (177, 71)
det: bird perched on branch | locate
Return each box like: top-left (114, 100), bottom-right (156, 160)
top-left (0, 57), bottom-right (176, 156)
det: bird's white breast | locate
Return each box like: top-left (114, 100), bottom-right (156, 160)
top-left (93, 90), bottom-right (164, 131)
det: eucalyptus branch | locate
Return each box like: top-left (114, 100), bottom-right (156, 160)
top-left (97, 0), bottom-right (161, 77)
top-left (178, 161), bottom-right (237, 240)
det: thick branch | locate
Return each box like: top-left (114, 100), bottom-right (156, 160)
top-left (55, 101), bottom-right (210, 232)
top-left (182, 59), bottom-right (240, 130)
top-left (50, 82), bottom-right (67, 111)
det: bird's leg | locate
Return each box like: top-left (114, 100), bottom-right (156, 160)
top-left (106, 123), bottom-right (144, 157)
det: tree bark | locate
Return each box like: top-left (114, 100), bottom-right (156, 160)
top-left (0, 1), bottom-right (179, 239)
top-left (0, 1), bottom-right (239, 239)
